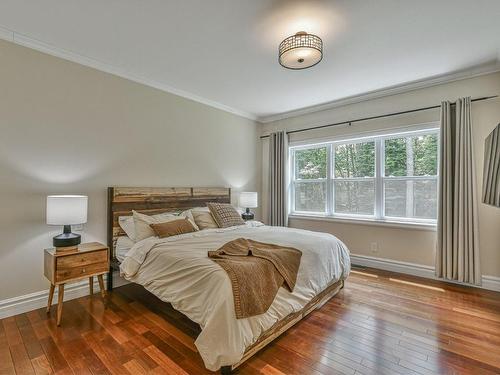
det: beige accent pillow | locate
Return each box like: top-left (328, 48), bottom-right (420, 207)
top-left (207, 203), bottom-right (245, 228)
top-left (133, 211), bottom-right (197, 241)
top-left (150, 219), bottom-right (196, 238)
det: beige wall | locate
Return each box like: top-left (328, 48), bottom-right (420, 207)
top-left (262, 72), bottom-right (500, 277)
top-left (0, 40), bottom-right (261, 301)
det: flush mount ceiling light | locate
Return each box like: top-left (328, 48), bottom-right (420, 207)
top-left (279, 31), bottom-right (323, 70)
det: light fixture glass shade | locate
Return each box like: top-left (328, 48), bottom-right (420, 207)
top-left (46, 195), bottom-right (88, 225)
top-left (279, 32), bottom-right (323, 70)
top-left (239, 192), bottom-right (258, 208)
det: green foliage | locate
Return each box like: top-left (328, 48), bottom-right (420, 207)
top-left (334, 142), bottom-right (375, 178)
top-left (294, 134), bottom-right (438, 180)
top-left (413, 134), bottom-right (438, 176)
top-left (385, 134), bottom-right (438, 176)
top-left (295, 147), bottom-right (327, 179)
top-left (385, 138), bottom-right (407, 176)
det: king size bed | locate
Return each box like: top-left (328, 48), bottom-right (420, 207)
top-left (107, 187), bottom-right (351, 373)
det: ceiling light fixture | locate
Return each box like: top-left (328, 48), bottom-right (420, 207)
top-left (279, 31), bottom-right (323, 70)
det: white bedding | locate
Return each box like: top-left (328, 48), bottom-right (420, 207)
top-left (120, 222), bottom-right (350, 371)
top-left (115, 236), bottom-right (135, 262)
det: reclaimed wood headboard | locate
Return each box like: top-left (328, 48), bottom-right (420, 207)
top-left (107, 187), bottom-right (231, 261)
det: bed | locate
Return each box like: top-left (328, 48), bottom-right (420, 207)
top-left (107, 187), bottom-right (351, 373)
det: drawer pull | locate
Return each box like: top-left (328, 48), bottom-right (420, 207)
top-left (81, 268), bottom-right (86, 273)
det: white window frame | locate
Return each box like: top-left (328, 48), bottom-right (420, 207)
top-left (289, 124), bottom-right (439, 227)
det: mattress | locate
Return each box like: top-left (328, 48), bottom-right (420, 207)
top-left (120, 222), bottom-right (351, 371)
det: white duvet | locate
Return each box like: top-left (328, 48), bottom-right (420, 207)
top-left (120, 222), bottom-right (350, 371)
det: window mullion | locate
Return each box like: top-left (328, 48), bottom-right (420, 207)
top-left (375, 138), bottom-right (384, 219)
top-left (328, 144), bottom-right (334, 215)
top-left (406, 136), bottom-right (415, 218)
top-left (289, 149), bottom-right (295, 214)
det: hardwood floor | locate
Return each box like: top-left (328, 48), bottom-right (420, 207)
top-left (2, 267), bottom-right (500, 375)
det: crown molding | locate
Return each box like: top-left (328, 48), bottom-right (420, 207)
top-left (259, 63), bottom-right (500, 123)
top-left (2, 26), bottom-right (499, 125)
top-left (0, 27), bottom-right (258, 121)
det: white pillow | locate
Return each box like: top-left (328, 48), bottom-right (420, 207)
top-left (179, 209), bottom-right (199, 230)
top-left (118, 216), bottom-right (136, 241)
top-left (181, 207), bottom-right (218, 230)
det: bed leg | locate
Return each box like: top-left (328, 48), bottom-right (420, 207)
top-left (107, 268), bottom-right (113, 291)
top-left (220, 366), bottom-right (232, 374)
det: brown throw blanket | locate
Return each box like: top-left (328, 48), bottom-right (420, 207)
top-left (208, 238), bottom-right (302, 319)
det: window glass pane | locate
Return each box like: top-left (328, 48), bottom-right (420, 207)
top-left (334, 180), bottom-right (375, 215)
top-left (294, 181), bottom-right (326, 212)
top-left (384, 180), bottom-right (407, 217)
top-left (334, 142), bottom-right (375, 178)
top-left (384, 179), bottom-right (437, 219)
top-left (294, 147), bottom-right (327, 180)
top-left (385, 138), bottom-right (407, 176)
top-left (385, 134), bottom-right (438, 177)
top-left (413, 134), bottom-right (438, 176)
top-left (414, 179), bottom-right (438, 219)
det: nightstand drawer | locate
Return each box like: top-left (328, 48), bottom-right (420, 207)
top-left (56, 262), bottom-right (108, 282)
top-left (57, 250), bottom-right (107, 269)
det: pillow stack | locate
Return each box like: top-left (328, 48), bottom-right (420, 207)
top-left (118, 204), bottom-right (246, 242)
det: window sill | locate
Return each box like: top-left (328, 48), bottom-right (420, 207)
top-left (288, 213), bottom-right (437, 231)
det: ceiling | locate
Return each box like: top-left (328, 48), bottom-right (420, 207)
top-left (1, 0), bottom-right (499, 121)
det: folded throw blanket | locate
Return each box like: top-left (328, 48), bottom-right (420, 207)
top-left (208, 238), bottom-right (302, 318)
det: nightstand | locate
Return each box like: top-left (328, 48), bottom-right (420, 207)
top-left (44, 242), bottom-right (109, 326)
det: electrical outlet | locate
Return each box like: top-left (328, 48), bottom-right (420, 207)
top-left (370, 242), bottom-right (378, 253)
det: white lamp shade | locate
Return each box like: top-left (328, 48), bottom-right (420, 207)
top-left (46, 195), bottom-right (88, 225)
top-left (239, 192), bottom-right (258, 208)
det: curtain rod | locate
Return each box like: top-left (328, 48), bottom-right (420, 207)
top-left (260, 95), bottom-right (498, 139)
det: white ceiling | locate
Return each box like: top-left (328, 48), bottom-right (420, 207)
top-left (1, 0), bottom-right (499, 121)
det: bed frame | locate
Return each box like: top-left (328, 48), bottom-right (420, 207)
top-left (106, 186), bottom-right (344, 374)
top-left (107, 186), bottom-right (231, 289)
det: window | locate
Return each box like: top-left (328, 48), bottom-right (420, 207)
top-left (293, 146), bottom-right (327, 212)
top-left (290, 126), bottom-right (439, 224)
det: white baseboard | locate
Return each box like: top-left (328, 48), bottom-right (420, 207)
top-left (0, 273), bottom-right (129, 319)
top-left (350, 253), bottom-right (500, 292)
top-left (482, 275), bottom-right (500, 292)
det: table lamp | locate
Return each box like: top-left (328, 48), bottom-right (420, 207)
top-left (239, 192), bottom-right (258, 221)
top-left (46, 195), bottom-right (88, 251)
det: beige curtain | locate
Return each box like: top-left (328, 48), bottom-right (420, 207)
top-left (269, 131), bottom-right (288, 226)
top-left (482, 123), bottom-right (500, 207)
top-left (436, 97), bottom-right (481, 285)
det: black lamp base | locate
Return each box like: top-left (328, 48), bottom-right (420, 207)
top-left (241, 208), bottom-right (254, 221)
top-left (53, 225), bottom-right (81, 248)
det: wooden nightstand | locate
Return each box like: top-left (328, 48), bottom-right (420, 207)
top-left (44, 242), bottom-right (109, 326)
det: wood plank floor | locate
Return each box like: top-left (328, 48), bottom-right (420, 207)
top-left (2, 267), bottom-right (500, 375)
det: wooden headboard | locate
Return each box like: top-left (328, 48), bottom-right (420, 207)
top-left (107, 187), bottom-right (231, 261)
